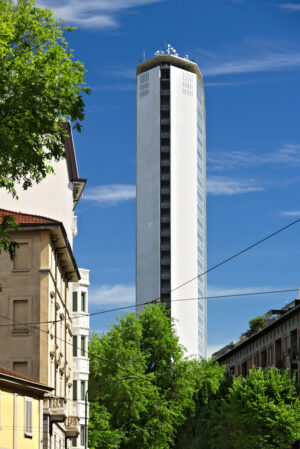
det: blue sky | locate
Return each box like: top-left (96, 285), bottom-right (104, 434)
top-left (39, 0), bottom-right (300, 356)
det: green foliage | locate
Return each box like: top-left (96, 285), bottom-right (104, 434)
top-left (176, 367), bottom-right (300, 449)
top-left (211, 368), bottom-right (300, 449)
top-left (0, 0), bottom-right (89, 196)
top-left (88, 304), bottom-right (198, 449)
top-left (0, 214), bottom-right (18, 260)
top-left (175, 360), bottom-right (227, 449)
top-left (239, 315), bottom-right (266, 342)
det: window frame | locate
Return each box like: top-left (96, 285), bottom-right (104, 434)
top-left (81, 336), bottom-right (85, 357)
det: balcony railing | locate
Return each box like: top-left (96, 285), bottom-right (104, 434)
top-left (65, 415), bottom-right (80, 438)
top-left (44, 397), bottom-right (67, 422)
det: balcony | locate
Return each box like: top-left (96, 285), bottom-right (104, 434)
top-left (65, 416), bottom-right (80, 438)
top-left (44, 397), bottom-right (67, 422)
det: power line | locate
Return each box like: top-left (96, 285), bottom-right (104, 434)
top-left (0, 217), bottom-right (297, 329)
top-left (162, 218), bottom-right (300, 298)
top-left (0, 288), bottom-right (298, 329)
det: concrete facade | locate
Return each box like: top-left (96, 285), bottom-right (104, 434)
top-left (136, 51), bottom-right (207, 359)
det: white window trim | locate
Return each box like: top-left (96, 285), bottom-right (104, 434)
top-left (24, 396), bottom-right (33, 437)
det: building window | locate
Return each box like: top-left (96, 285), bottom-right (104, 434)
top-left (81, 292), bottom-right (86, 312)
top-left (14, 242), bottom-right (30, 271)
top-left (81, 336), bottom-right (85, 356)
top-left (73, 380), bottom-right (77, 401)
top-left (13, 361), bottom-right (28, 376)
top-left (73, 336), bottom-right (77, 357)
top-left (72, 437), bottom-right (77, 447)
top-left (24, 397), bottom-right (33, 437)
top-left (73, 292), bottom-right (78, 312)
top-left (81, 425), bottom-right (85, 446)
top-left (81, 381), bottom-right (85, 400)
top-left (13, 299), bottom-right (29, 332)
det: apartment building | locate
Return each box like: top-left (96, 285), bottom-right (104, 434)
top-left (71, 269), bottom-right (90, 449)
top-left (214, 299), bottom-right (300, 382)
top-left (0, 209), bottom-right (80, 448)
top-left (0, 364), bottom-right (52, 449)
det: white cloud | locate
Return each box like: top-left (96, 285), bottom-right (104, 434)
top-left (197, 40), bottom-right (300, 77)
top-left (279, 3), bottom-right (300, 10)
top-left (281, 211), bottom-right (300, 217)
top-left (89, 284), bottom-right (135, 306)
top-left (84, 185), bottom-right (136, 205)
top-left (37, 0), bottom-right (164, 29)
top-left (207, 144), bottom-right (300, 172)
top-left (206, 177), bottom-right (263, 195)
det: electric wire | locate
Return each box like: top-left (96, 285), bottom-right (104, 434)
top-left (0, 217), bottom-right (298, 328)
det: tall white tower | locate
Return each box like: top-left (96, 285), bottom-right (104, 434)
top-left (136, 47), bottom-right (207, 359)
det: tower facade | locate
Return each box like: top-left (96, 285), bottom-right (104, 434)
top-left (136, 48), bottom-right (207, 359)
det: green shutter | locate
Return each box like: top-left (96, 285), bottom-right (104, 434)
top-left (81, 292), bottom-right (85, 312)
top-left (73, 335), bottom-right (77, 357)
top-left (73, 292), bottom-right (78, 312)
top-left (73, 380), bottom-right (77, 400)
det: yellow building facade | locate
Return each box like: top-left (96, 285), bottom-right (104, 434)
top-left (0, 364), bottom-right (52, 449)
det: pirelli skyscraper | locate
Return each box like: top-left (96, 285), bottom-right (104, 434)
top-left (136, 47), bottom-right (207, 359)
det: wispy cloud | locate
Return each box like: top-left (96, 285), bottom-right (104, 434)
top-left (84, 184), bottom-right (136, 205)
top-left (89, 284), bottom-right (135, 306)
top-left (197, 40), bottom-right (300, 77)
top-left (37, 0), bottom-right (164, 29)
top-left (281, 211), bottom-right (300, 217)
top-left (279, 3), bottom-right (300, 10)
top-left (207, 285), bottom-right (285, 298)
top-left (207, 144), bottom-right (300, 172)
top-left (207, 177), bottom-right (263, 195)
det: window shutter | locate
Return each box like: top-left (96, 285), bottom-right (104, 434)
top-left (25, 397), bottom-right (33, 436)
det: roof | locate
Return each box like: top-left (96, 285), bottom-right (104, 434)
top-left (62, 122), bottom-right (87, 210)
top-left (216, 302), bottom-right (300, 363)
top-left (137, 54), bottom-right (204, 87)
top-left (0, 209), bottom-right (59, 225)
top-left (0, 364), bottom-right (53, 395)
top-left (0, 208), bottom-right (80, 282)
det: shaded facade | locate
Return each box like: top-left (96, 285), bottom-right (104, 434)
top-left (215, 299), bottom-right (300, 383)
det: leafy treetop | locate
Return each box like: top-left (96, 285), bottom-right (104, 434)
top-left (0, 0), bottom-right (89, 196)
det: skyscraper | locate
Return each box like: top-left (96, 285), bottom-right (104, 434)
top-left (136, 46), bottom-right (207, 359)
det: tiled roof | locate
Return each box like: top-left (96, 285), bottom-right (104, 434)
top-left (0, 364), bottom-right (43, 384)
top-left (0, 208), bottom-right (59, 225)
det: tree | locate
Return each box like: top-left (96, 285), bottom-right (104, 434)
top-left (88, 304), bottom-right (198, 449)
top-left (211, 368), bottom-right (300, 449)
top-left (174, 359), bottom-right (227, 449)
top-left (0, 0), bottom-right (89, 196)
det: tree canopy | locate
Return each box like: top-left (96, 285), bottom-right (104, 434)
top-left (176, 367), bottom-right (300, 449)
top-left (88, 304), bottom-right (198, 449)
top-left (0, 0), bottom-right (89, 196)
